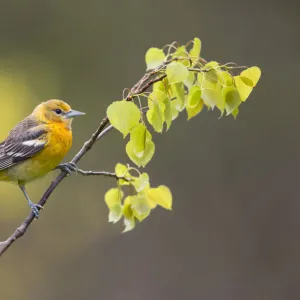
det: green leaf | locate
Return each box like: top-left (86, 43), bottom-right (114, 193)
top-left (151, 90), bottom-right (169, 103)
top-left (204, 61), bottom-right (219, 69)
top-left (240, 66), bottom-right (261, 87)
top-left (146, 100), bottom-right (164, 133)
top-left (145, 48), bottom-right (165, 70)
top-left (105, 188), bottom-right (124, 223)
top-left (202, 61), bottom-right (219, 87)
top-left (232, 107), bottom-right (239, 119)
top-left (187, 86), bottom-right (201, 108)
top-left (202, 84), bottom-right (223, 109)
top-left (218, 70), bottom-right (233, 86)
top-left (108, 203), bottom-right (123, 223)
top-left (122, 197), bottom-right (136, 232)
top-left (166, 62), bottom-right (189, 84)
top-left (104, 188), bottom-right (123, 210)
top-left (186, 99), bottom-right (204, 120)
top-left (123, 217), bottom-right (135, 232)
top-left (172, 46), bottom-right (189, 66)
top-left (205, 69), bottom-right (218, 84)
top-left (170, 82), bottom-right (185, 110)
top-left (147, 185), bottom-right (172, 210)
top-left (198, 72), bottom-right (217, 90)
top-left (223, 86), bottom-right (241, 115)
top-left (126, 138), bottom-right (155, 167)
top-left (148, 90), bottom-right (172, 130)
top-left (163, 98), bottom-right (172, 130)
top-left (184, 71), bottom-right (195, 89)
top-left (130, 124), bottom-right (147, 157)
top-left (153, 81), bottom-right (165, 92)
top-left (107, 101), bottom-right (141, 137)
top-left (123, 196), bottom-right (133, 219)
top-left (189, 38), bottom-right (201, 60)
top-left (170, 100), bottom-right (180, 120)
top-left (115, 163), bottom-right (128, 177)
top-left (234, 76), bottom-right (253, 102)
top-left (131, 195), bottom-right (152, 216)
top-left (173, 46), bottom-right (187, 58)
top-left (131, 194), bottom-right (152, 222)
top-left (133, 173), bottom-right (150, 192)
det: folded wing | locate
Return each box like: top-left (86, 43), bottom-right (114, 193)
top-left (0, 117), bottom-right (47, 170)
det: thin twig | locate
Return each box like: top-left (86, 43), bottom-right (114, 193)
top-left (76, 169), bottom-right (117, 178)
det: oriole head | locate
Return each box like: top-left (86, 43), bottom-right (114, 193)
top-left (32, 99), bottom-right (85, 128)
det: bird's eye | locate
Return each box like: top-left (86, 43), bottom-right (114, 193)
top-left (55, 109), bottom-right (62, 115)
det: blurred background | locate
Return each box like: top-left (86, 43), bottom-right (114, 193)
top-left (0, 0), bottom-right (299, 299)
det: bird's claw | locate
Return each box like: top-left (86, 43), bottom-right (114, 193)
top-left (56, 162), bottom-right (77, 175)
top-left (28, 201), bottom-right (43, 219)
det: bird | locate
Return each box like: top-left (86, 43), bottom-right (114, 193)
top-left (0, 99), bottom-right (85, 218)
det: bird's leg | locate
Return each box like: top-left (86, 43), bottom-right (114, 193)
top-left (55, 162), bottom-right (78, 175)
top-left (19, 184), bottom-right (43, 219)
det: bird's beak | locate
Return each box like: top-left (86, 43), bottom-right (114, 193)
top-left (65, 110), bottom-right (86, 119)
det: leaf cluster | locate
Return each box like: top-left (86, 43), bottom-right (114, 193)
top-left (105, 163), bottom-right (172, 231)
top-left (105, 38), bottom-right (261, 231)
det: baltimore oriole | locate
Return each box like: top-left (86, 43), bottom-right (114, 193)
top-left (0, 99), bottom-right (85, 218)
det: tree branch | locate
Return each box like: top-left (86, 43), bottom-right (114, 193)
top-left (0, 70), bottom-right (165, 257)
top-left (75, 169), bottom-right (117, 178)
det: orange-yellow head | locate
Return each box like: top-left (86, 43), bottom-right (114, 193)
top-left (32, 99), bottom-right (85, 128)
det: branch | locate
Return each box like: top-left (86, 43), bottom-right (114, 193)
top-left (0, 71), bottom-right (165, 257)
top-left (75, 169), bottom-right (117, 178)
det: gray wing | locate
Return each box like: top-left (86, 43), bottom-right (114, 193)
top-left (0, 117), bottom-right (47, 170)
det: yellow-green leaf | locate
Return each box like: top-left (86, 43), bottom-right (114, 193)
top-left (131, 195), bottom-right (152, 216)
top-left (104, 188), bottom-right (123, 210)
top-left (146, 101), bottom-right (164, 133)
top-left (202, 84), bottom-right (223, 109)
top-left (170, 82), bottom-right (185, 110)
top-left (149, 90), bottom-right (172, 130)
top-left (240, 66), bottom-right (261, 87)
top-left (130, 124), bottom-right (147, 157)
top-left (107, 101), bottom-right (141, 137)
top-left (148, 185), bottom-right (172, 210)
top-left (205, 69), bottom-right (218, 84)
top-left (126, 139), bottom-right (155, 167)
top-left (123, 217), bottom-right (135, 232)
top-left (186, 99), bottom-right (204, 120)
top-left (198, 72), bottom-right (218, 90)
top-left (223, 86), bottom-right (241, 115)
top-left (172, 46), bottom-right (189, 66)
top-left (133, 173), bottom-right (150, 193)
top-left (234, 76), bottom-right (253, 102)
top-left (173, 46), bottom-right (187, 58)
top-left (122, 197), bottom-right (136, 232)
top-left (163, 98), bottom-right (172, 130)
top-left (108, 203), bottom-right (123, 223)
top-left (115, 163), bottom-right (128, 178)
top-left (170, 100), bottom-right (180, 120)
top-left (145, 48), bottom-right (165, 70)
top-left (184, 71), bottom-right (195, 89)
top-left (189, 38), bottom-right (201, 60)
top-left (202, 61), bottom-right (219, 87)
top-left (232, 107), bottom-right (239, 119)
top-left (166, 62), bottom-right (189, 84)
top-left (123, 196), bottom-right (133, 219)
top-left (153, 81), bottom-right (165, 92)
top-left (218, 70), bottom-right (233, 86)
top-left (204, 61), bottom-right (219, 69)
top-left (187, 85), bottom-right (201, 108)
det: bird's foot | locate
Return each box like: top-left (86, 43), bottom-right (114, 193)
top-left (56, 162), bottom-right (77, 175)
top-left (28, 201), bottom-right (43, 219)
